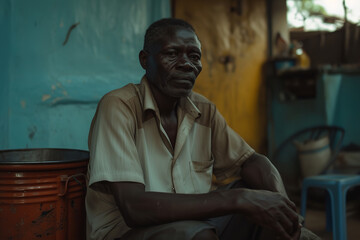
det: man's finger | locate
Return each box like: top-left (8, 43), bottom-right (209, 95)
top-left (275, 211), bottom-right (295, 236)
top-left (284, 197), bottom-right (297, 212)
top-left (290, 225), bottom-right (301, 240)
top-left (272, 221), bottom-right (293, 240)
top-left (282, 205), bottom-right (301, 234)
top-left (282, 207), bottom-right (300, 235)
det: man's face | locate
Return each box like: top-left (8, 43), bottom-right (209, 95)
top-left (143, 27), bottom-right (202, 98)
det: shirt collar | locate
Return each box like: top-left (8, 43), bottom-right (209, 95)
top-left (141, 76), bottom-right (158, 113)
top-left (140, 76), bottom-right (201, 119)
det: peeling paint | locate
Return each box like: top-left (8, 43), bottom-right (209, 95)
top-left (19, 218), bottom-right (24, 226)
top-left (42, 94), bottom-right (51, 102)
top-left (63, 22), bottom-right (80, 46)
top-left (10, 205), bottom-right (16, 213)
top-left (27, 126), bottom-right (37, 140)
top-left (51, 97), bottom-right (65, 105)
top-left (32, 208), bottom-right (55, 224)
top-left (50, 98), bottom-right (99, 106)
top-left (40, 208), bottom-right (54, 217)
top-left (20, 100), bottom-right (26, 109)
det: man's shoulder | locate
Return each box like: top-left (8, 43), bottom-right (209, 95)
top-left (96, 83), bottom-right (143, 113)
top-left (103, 83), bottom-right (141, 101)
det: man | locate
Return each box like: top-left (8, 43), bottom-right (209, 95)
top-left (86, 18), bottom-right (318, 240)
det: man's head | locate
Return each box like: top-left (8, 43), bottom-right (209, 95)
top-left (143, 18), bottom-right (196, 52)
top-left (139, 18), bottom-right (202, 99)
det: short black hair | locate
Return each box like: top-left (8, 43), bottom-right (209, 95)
top-left (143, 18), bottom-right (197, 51)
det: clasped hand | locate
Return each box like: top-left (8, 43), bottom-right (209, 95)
top-left (241, 189), bottom-right (301, 240)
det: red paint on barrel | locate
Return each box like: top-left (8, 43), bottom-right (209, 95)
top-left (0, 149), bottom-right (88, 240)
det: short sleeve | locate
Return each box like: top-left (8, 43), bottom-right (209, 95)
top-left (88, 95), bottom-right (144, 189)
top-left (211, 107), bottom-right (255, 181)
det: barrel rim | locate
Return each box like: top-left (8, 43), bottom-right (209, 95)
top-left (0, 148), bottom-right (89, 165)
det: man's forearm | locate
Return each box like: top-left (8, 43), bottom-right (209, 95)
top-left (110, 182), bottom-right (244, 228)
top-left (240, 152), bottom-right (288, 197)
top-left (109, 153), bottom-right (289, 228)
top-left (110, 172), bottom-right (299, 239)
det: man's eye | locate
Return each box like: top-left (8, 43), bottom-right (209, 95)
top-left (189, 54), bottom-right (200, 61)
top-left (166, 51), bottom-right (177, 57)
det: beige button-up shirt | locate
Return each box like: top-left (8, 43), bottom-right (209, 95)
top-left (86, 77), bottom-right (255, 240)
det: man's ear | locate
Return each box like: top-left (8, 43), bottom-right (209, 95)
top-left (139, 50), bottom-right (148, 70)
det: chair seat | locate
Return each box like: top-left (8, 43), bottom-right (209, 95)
top-left (300, 174), bottom-right (360, 240)
top-left (303, 174), bottom-right (360, 184)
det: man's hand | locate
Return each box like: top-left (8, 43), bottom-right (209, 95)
top-left (239, 153), bottom-right (301, 239)
top-left (239, 188), bottom-right (301, 240)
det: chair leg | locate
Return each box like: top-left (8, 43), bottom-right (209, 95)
top-left (325, 192), bottom-right (332, 232)
top-left (300, 185), bottom-right (308, 222)
top-left (331, 187), bottom-right (347, 240)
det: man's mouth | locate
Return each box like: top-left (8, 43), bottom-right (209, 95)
top-left (172, 79), bottom-right (194, 88)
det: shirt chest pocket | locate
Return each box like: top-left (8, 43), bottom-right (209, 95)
top-left (189, 159), bottom-right (214, 193)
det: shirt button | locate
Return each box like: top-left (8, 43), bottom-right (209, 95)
top-left (172, 187), bottom-right (175, 192)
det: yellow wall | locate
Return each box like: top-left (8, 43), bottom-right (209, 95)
top-left (174, 0), bottom-right (268, 153)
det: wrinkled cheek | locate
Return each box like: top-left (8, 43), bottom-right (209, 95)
top-left (196, 65), bottom-right (202, 75)
top-left (160, 74), bottom-right (171, 88)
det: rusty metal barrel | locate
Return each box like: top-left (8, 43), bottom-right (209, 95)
top-left (0, 148), bottom-right (89, 240)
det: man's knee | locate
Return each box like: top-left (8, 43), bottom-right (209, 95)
top-left (192, 229), bottom-right (218, 240)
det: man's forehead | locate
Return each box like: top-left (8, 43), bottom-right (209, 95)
top-left (152, 27), bottom-right (200, 48)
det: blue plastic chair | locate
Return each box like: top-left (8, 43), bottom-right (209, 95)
top-left (272, 126), bottom-right (360, 240)
top-left (272, 126), bottom-right (344, 191)
top-left (300, 174), bottom-right (360, 240)
top-left (291, 126), bottom-right (360, 240)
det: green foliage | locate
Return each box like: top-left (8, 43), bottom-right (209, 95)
top-left (292, 0), bottom-right (328, 19)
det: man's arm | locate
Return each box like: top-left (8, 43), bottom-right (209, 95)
top-left (109, 181), bottom-right (240, 227)
top-left (240, 152), bottom-right (288, 196)
top-left (240, 152), bottom-right (301, 237)
top-left (109, 157), bottom-right (300, 240)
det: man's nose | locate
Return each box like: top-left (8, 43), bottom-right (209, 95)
top-left (177, 54), bottom-right (195, 71)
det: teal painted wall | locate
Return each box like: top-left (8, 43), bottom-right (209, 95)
top-left (0, 0), bottom-right (11, 149)
top-left (268, 73), bottom-right (327, 158)
top-left (0, 0), bottom-right (170, 150)
top-left (332, 73), bottom-right (360, 147)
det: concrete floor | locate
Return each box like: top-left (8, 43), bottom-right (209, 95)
top-left (299, 200), bottom-right (360, 240)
